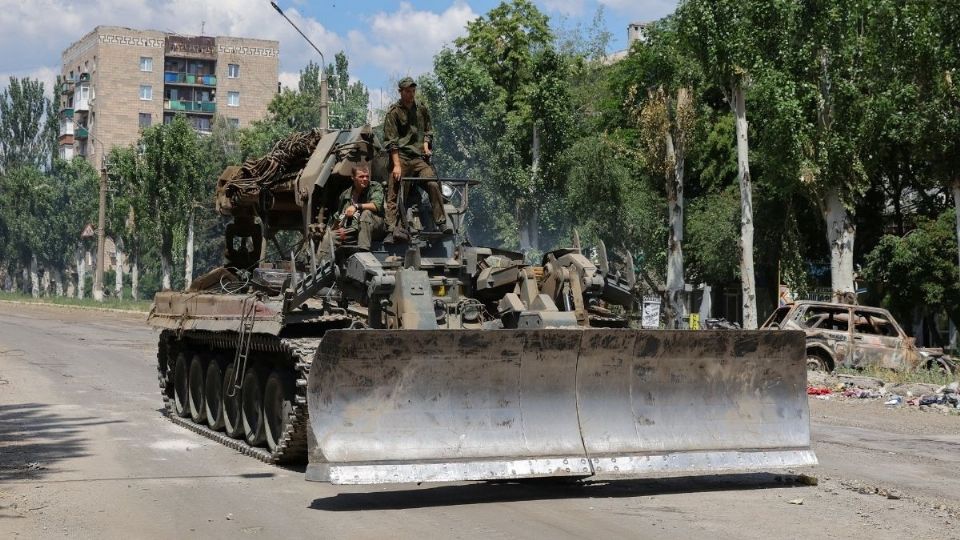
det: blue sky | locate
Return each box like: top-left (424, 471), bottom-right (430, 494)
top-left (0, 0), bottom-right (679, 111)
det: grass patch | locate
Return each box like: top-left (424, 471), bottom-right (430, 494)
top-left (0, 291), bottom-right (152, 312)
top-left (835, 366), bottom-right (956, 386)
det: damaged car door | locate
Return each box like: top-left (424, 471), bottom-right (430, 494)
top-left (799, 304), bottom-right (853, 368)
top-left (850, 308), bottom-right (911, 370)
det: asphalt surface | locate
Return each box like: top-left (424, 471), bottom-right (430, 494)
top-left (1, 303), bottom-right (958, 539)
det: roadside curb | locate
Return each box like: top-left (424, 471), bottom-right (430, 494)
top-left (0, 299), bottom-right (150, 318)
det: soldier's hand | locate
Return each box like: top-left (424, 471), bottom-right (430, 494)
top-left (423, 143), bottom-right (432, 157)
top-left (392, 165), bottom-right (402, 182)
top-left (336, 228), bottom-right (347, 241)
top-left (345, 205), bottom-right (356, 218)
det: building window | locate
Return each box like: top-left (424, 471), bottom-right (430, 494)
top-left (140, 57), bottom-right (153, 72)
top-left (228, 64), bottom-right (240, 78)
top-left (228, 118), bottom-right (240, 128)
top-left (228, 91), bottom-right (240, 107)
top-left (139, 85), bottom-right (152, 101)
top-left (139, 113), bottom-right (152, 128)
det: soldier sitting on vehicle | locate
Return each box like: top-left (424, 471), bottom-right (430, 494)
top-left (383, 76), bottom-right (449, 241)
top-left (319, 165), bottom-right (386, 259)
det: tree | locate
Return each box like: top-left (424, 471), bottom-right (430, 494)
top-left (241, 54), bottom-right (370, 158)
top-left (630, 20), bottom-right (698, 328)
top-left (926, 3), bottom-right (960, 282)
top-left (136, 115), bottom-right (205, 290)
top-left (0, 77), bottom-right (53, 174)
top-left (325, 52), bottom-right (370, 128)
top-left (863, 210), bottom-right (960, 340)
top-left (427, 0), bottom-right (575, 254)
top-left (677, 0), bottom-right (792, 328)
top-left (0, 166), bottom-right (46, 296)
top-left (41, 159), bottom-right (99, 296)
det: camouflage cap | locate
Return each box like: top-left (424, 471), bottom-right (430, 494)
top-left (398, 76), bottom-right (417, 89)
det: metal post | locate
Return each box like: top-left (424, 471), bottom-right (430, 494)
top-left (270, 1), bottom-right (327, 130)
top-left (93, 165), bottom-right (107, 302)
top-left (320, 74), bottom-right (329, 131)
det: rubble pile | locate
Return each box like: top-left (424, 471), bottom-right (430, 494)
top-left (806, 374), bottom-right (960, 415)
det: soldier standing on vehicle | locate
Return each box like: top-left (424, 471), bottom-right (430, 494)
top-left (383, 76), bottom-right (449, 240)
top-left (321, 165), bottom-right (385, 257)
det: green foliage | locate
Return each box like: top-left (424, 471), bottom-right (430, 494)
top-left (0, 77), bottom-right (54, 174)
top-left (241, 53), bottom-right (370, 158)
top-left (565, 134), bottom-right (666, 276)
top-left (862, 210), bottom-right (960, 326)
top-left (426, 0), bottom-right (577, 250)
top-left (685, 186), bottom-right (740, 284)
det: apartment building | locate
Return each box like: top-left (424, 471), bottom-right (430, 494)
top-left (58, 26), bottom-right (279, 164)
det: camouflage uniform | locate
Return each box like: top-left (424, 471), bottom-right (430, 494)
top-left (325, 182), bottom-right (386, 253)
top-left (383, 86), bottom-right (446, 231)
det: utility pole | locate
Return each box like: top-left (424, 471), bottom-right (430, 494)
top-left (270, 1), bottom-right (328, 131)
top-left (93, 164), bottom-right (107, 302)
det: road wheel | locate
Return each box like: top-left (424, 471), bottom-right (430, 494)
top-left (222, 361), bottom-right (244, 438)
top-left (188, 354), bottom-right (207, 424)
top-left (173, 352), bottom-right (190, 418)
top-left (205, 356), bottom-right (227, 431)
top-left (242, 365), bottom-right (268, 447)
top-left (806, 352), bottom-right (830, 372)
top-left (264, 369), bottom-right (296, 453)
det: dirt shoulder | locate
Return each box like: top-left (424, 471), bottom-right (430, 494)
top-left (0, 299), bottom-right (149, 323)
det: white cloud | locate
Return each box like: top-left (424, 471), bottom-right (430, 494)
top-left (0, 66), bottom-right (59, 97)
top-left (0, 0), bottom-right (341, 96)
top-left (278, 71), bottom-right (300, 91)
top-left (348, 1), bottom-right (478, 78)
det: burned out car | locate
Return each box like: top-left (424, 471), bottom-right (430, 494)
top-left (761, 301), bottom-right (955, 374)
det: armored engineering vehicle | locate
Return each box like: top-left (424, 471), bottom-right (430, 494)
top-left (148, 128), bottom-right (816, 484)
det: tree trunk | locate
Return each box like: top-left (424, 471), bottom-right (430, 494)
top-left (731, 82), bottom-right (758, 329)
top-left (131, 252), bottom-right (140, 301)
top-left (115, 238), bottom-right (124, 300)
top-left (76, 248), bottom-right (86, 299)
top-left (519, 126), bottom-right (541, 255)
top-left (41, 267), bottom-right (50, 297)
top-left (29, 254), bottom-right (39, 299)
top-left (161, 238), bottom-right (173, 291)
top-left (52, 268), bottom-right (63, 297)
top-left (664, 128), bottom-right (685, 329)
top-left (184, 211), bottom-right (195, 290)
top-left (822, 186), bottom-right (856, 301)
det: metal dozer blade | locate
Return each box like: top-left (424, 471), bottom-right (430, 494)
top-left (305, 329), bottom-right (816, 485)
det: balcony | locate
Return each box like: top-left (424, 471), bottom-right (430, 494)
top-left (163, 72), bottom-right (217, 86)
top-left (164, 100), bottom-right (216, 114)
top-left (61, 107), bottom-right (74, 119)
top-left (59, 81), bottom-right (75, 95)
top-left (59, 120), bottom-right (74, 136)
top-left (75, 127), bottom-right (89, 139)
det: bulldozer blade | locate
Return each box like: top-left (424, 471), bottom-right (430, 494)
top-left (305, 329), bottom-right (815, 485)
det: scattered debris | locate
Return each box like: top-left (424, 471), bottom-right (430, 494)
top-left (808, 372), bottom-right (960, 415)
top-left (788, 498), bottom-right (804, 505)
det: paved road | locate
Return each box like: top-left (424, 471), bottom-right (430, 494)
top-left (1, 304), bottom-right (957, 539)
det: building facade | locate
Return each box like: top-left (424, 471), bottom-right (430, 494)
top-left (58, 26), bottom-right (279, 164)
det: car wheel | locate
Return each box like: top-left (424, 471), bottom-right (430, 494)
top-left (806, 353), bottom-right (829, 372)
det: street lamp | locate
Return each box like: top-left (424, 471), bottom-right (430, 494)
top-left (270, 1), bottom-right (329, 131)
